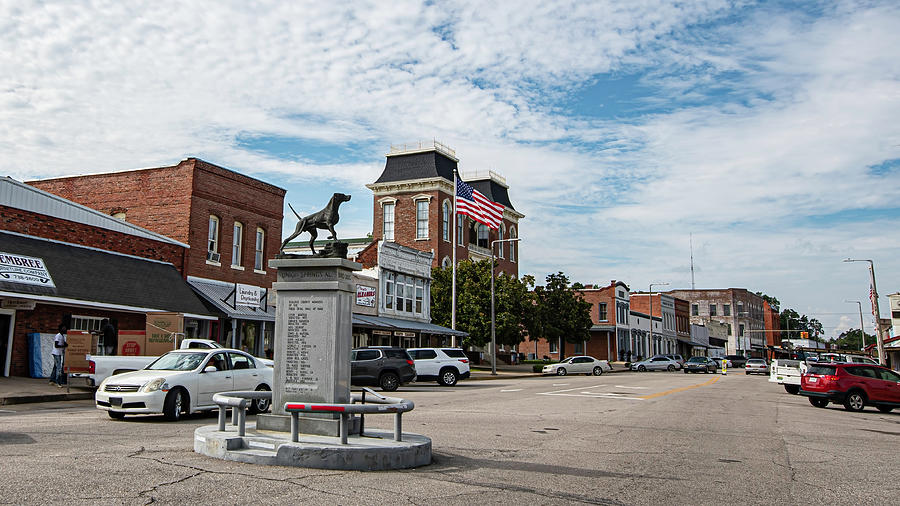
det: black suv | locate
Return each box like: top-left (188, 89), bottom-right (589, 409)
top-left (725, 355), bottom-right (748, 368)
top-left (350, 347), bottom-right (417, 392)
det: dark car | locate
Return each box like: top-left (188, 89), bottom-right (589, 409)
top-left (350, 347), bottom-right (416, 392)
top-left (683, 356), bottom-right (717, 374)
top-left (725, 355), bottom-right (748, 368)
top-left (800, 363), bottom-right (900, 412)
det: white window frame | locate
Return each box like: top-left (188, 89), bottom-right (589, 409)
top-left (415, 199), bottom-right (429, 240)
top-left (383, 202), bottom-right (395, 241)
top-left (498, 223), bottom-right (505, 258)
top-left (254, 227), bottom-right (265, 273)
top-left (232, 221), bottom-right (244, 269)
top-left (457, 215), bottom-right (465, 246)
top-left (442, 200), bottom-right (451, 242)
top-left (509, 226), bottom-right (517, 262)
top-left (207, 215), bottom-right (221, 265)
top-left (70, 315), bottom-right (103, 333)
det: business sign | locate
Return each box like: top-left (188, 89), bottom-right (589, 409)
top-left (64, 331), bottom-right (95, 374)
top-left (236, 284), bottom-right (265, 307)
top-left (1, 298), bottom-right (36, 310)
top-left (356, 284), bottom-right (376, 307)
top-left (0, 252), bottom-right (56, 288)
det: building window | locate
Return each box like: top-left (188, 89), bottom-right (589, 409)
top-left (208, 215), bottom-right (220, 262)
top-left (383, 203), bottom-right (395, 241)
top-left (415, 279), bottom-right (424, 314)
top-left (509, 226), bottom-right (517, 262)
top-left (738, 302), bottom-right (744, 315)
top-left (598, 302), bottom-right (608, 321)
top-left (232, 221), bottom-right (243, 267)
top-left (727, 323), bottom-right (732, 335)
top-left (442, 256), bottom-right (452, 268)
top-left (385, 272), bottom-right (394, 310)
top-left (549, 340), bottom-right (558, 353)
top-left (457, 215), bottom-right (465, 245)
top-left (477, 223), bottom-right (489, 248)
top-left (416, 200), bottom-right (428, 239)
top-left (498, 224), bottom-right (505, 258)
top-left (723, 304), bottom-right (731, 316)
top-left (709, 304), bottom-right (717, 316)
top-left (70, 315), bottom-right (103, 333)
top-left (442, 201), bottom-right (450, 242)
top-left (739, 323), bottom-right (745, 337)
top-left (692, 304), bottom-right (699, 316)
top-left (254, 228), bottom-right (265, 271)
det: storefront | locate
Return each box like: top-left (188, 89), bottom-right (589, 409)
top-left (186, 277), bottom-right (276, 359)
top-left (0, 231), bottom-right (217, 377)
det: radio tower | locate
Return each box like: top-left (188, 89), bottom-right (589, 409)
top-left (690, 233), bottom-right (696, 290)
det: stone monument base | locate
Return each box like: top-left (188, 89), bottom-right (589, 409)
top-left (256, 412), bottom-right (359, 436)
top-left (194, 423), bottom-right (431, 471)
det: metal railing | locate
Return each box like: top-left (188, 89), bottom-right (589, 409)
top-left (211, 388), bottom-right (414, 445)
top-left (389, 139), bottom-right (456, 158)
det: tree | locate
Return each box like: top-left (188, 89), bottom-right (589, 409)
top-left (755, 292), bottom-right (780, 311)
top-left (529, 272), bottom-right (593, 358)
top-left (430, 260), bottom-right (533, 348)
top-left (780, 309), bottom-right (824, 339)
top-left (831, 329), bottom-right (874, 351)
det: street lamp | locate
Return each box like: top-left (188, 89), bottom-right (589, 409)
top-left (491, 237), bottom-right (521, 375)
top-left (843, 300), bottom-right (866, 352)
top-left (844, 258), bottom-right (886, 365)
top-left (648, 282), bottom-right (669, 357)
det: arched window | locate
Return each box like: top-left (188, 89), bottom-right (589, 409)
top-left (442, 200), bottom-right (451, 242)
top-left (383, 202), bottom-right (395, 241)
top-left (498, 223), bottom-right (506, 258)
top-left (509, 226), bottom-right (517, 262)
top-left (416, 199), bottom-right (429, 239)
top-left (457, 215), bottom-right (465, 245)
top-left (441, 256), bottom-right (452, 268)
top-left (477, 223), bottom-right (489, 248)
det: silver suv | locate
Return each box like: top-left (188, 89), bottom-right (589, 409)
top-left (406, 348), bottom-right (471, 386)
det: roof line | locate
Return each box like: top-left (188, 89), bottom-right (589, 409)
top-left (0, 230), bottom-right (176, 267)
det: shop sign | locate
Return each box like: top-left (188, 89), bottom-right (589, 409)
top-left (395, 331), bottom-right (416, 338)
top-left (0, 252), bottom-right (56, 288)
top-left (372, 330), bottom-right (391, 336)
top-left (1, 298), bottom-right (36, 310)
top-left (356, 284), bottom-right (376, 307)
top-left (236, 284), bottom-right (265, 307)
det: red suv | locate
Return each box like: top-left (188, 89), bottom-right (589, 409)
top-left (800, 363), bottom-right (900, 413)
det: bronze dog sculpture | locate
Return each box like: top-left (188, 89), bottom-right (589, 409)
top-left (280, 193), bottom-right (351, 255)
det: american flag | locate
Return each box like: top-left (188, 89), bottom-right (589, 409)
top-left (456, 178), bottom-right (504, 230)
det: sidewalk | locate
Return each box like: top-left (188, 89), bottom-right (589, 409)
top-left (468, 361), bottom-right (630, 380)
top-left (0, 376), bottom-right (94, 405)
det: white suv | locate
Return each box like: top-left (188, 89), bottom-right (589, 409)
top-left (406, 348), bottom-right (471, 386)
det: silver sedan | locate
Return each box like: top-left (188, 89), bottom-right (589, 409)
top-left (631, 355), bottom-right (681, 372)
top-left (542, 356), bottom-right (612, 376)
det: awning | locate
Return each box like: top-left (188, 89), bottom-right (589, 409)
top-left (187, 277), bottom-right (275, 322)
top-left (590, 325), bottom-right (616, 332)
top-left (352, 314), bottom-right (468, 337)
top-left (1, 231), bottom-right (217, 319)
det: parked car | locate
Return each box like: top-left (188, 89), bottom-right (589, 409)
top-left (769, 359), bottom-right (803, 394)
top-left (744, 358), bottom-right (769, 375)
top-left (710, 357), bottom-right (726, 369)
top-left (724, 355), bottom-right (748, 368)
top-left (631, 355), bottom-right (680, 372)
top-left (407, 347), bottom-right (471, 386)
top-left (800, 363), bottom-right (900, 412)
top-left (683, 356), bottom-right (717, 374)
top-left (95, 349), bottom-right (273, 421)
top-left (350, 347), bottom-right (416, 392)
top-left (665, 354), bottom-right (685, 367)
top-left (542, 356), bottom-right (612, 376)
top-left (846, 356), bottom-right (880, 365)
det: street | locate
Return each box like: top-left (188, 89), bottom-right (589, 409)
top-left (1, 371), bottom-right (897, 505)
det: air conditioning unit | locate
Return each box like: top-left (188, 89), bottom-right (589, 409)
top-left (207, 251), bottom-right (221, 262)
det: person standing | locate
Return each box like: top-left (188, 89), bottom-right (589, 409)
top-left (101, 319), bottom-right (117, 355)
top-left (50, 324), bottom-right (68, 387)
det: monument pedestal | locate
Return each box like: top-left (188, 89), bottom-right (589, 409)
top-left (257, 257), bottom-right (360, 436)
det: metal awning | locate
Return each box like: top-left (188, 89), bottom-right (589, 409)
top-left (352, 314), bottom-right (468, 337)
top-left (187, 277), bottom-right (275, 322)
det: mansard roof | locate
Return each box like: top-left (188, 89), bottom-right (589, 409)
top-left (373, 150), bottom-right (458, 184)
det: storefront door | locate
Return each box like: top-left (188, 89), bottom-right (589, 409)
top-left (0, 312), bottom-right (12, 377)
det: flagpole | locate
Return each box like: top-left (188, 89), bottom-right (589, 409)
top-left (451, 168), bottom-right (458, 348)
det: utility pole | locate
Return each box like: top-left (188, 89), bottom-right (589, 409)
top-left (844, 259), bottom-right (886, 365)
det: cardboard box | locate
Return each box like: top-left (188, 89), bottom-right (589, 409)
top-left (65, 331), bottom-right (94, 373)
top-left (117, 330), bottom-right (146, 356)
top-left (145, 312), bottom-right (183, 356)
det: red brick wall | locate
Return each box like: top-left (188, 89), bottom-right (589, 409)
top-left (28, 158), bottom-right (285, 287)
top-left (764, 301), bottom-right (781, 346)
top-left (9, 304), bottom-right (145, 377)
top-left (1, 205), bottom-right (185, 269)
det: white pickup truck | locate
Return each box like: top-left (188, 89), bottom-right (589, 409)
top-left (71, 339), bottom-right (232, 388)
top-left (768, 359), bottom-right (806, 394)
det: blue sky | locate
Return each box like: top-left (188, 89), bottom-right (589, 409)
top-left (2, 0), bottom-right (899, 340)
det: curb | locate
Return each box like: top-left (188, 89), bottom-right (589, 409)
top-left (0, 392), bottom-right (94, 406)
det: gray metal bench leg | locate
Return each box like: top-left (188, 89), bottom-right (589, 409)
top-left (238, 407), bottom-right (246, 436)
top-left (394, 413), bottom-right (402, 441)
top-left (291, 412), bottom-right (299, 443)
top-left (218, 406), bottom-right (226, 431)
top-left (340, 413), bottom-right (348, 445)
top-left (231, 406), bottom-right (238, 426)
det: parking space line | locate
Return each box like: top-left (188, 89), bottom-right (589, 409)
top-left (614, 385), bottom-right (648, 389)
top-left (500, 389), bottom-right (523, 392)
top-left (639, 376), bottom-right (720, 399)
top-left (541, 392), bottom-right (645, 401)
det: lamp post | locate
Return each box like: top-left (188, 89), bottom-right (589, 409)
top-left (491, 237), bottom-right (521, 375)
top-left (648, 282), bottom-right (669, 357)
top-left (844, 300), bottom-right (866, 352)
top-left (844, 259), bottom-right (886, 365)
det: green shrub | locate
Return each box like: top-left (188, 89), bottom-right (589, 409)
top-left (532, 364), bottom-right (544, 373)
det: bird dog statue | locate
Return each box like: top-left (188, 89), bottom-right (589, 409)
top-left (280, 193), bottom-right (351, 256)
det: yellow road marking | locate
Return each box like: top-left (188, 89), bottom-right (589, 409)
top-left (639, 376), bottom-right (721, 400)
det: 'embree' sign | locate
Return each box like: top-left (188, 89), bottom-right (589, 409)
top-left (356, 284), bottom-right (375, 307)
top-left (0, 252), bottom-right (56, 288)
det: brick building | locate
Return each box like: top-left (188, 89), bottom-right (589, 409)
top-left (763, 300), bottom-right (781, 347)
top-left (1, 177), bottom-right (215, 377)
top-left (667, 288), bottom-right (768, 357)
top-left (359, 142), bottom-right (523, 276)
top-left (28, 158), bottom-right (286, 357)
top-left (520, 280), bottom-right (630, 362)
